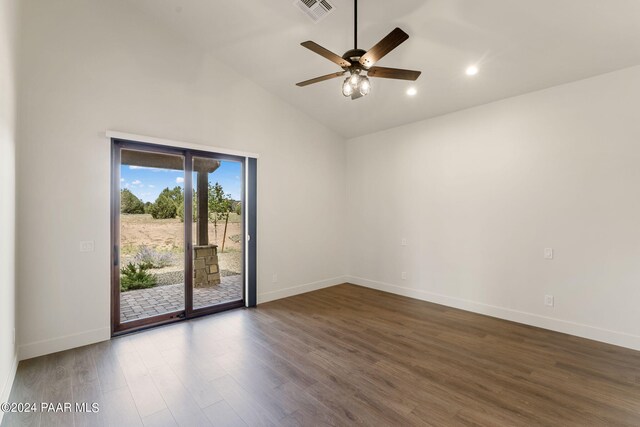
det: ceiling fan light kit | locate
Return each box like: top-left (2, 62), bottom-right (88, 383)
top-left (296, 0), bottom-right (421, 100)
top-left (342, 70), bottom-right (371, 97)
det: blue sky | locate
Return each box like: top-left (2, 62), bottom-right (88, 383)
top-left (121, 160), bottom-right (242, 202)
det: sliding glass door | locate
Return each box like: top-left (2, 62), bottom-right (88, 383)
top-left (111, 140), bottom-right (249, 334)
top-left (190, 156), bottom-right (244, 312)
top-left (117, 148), bottom-right (186, 327)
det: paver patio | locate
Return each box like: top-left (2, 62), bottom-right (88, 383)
top-left (120, 274), bottom-right (243, 322)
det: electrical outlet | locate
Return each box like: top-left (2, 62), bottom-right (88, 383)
top-left (79, 241), bottom-right (95, 252)
top-left (401, 238), bottom-right (408, 246)
top-left (544, 248), bottom-right (553, 260)
top-left (272, 273), bottom-right (278, 283)
top-left (544, 294), bottom-right (554, 307)
top-left (401, 272), bottom-right (407, 280)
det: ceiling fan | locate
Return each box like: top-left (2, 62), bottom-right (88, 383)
top-left (296, 0), bottom-right (421, 100)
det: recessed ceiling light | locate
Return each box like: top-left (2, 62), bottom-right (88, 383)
top-left (406, 87), bottom-right (418, 96)
top-left (466, 65), bottom-right (479, 76)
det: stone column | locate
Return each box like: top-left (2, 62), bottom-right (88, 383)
top-left (193, 244), bottom-right (221, 288)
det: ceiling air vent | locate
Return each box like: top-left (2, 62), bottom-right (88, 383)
top-left (294, 0), bottom-right (335, 23)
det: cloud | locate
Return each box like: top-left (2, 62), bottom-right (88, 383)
top-left (120, 178), bottom-right (125, 182)
top-left (148, 184), bottom-right (155, 188)
top-left (132, 180), bottom-right (142, 185)
top-left (176, 177), bottom-right (184, 184)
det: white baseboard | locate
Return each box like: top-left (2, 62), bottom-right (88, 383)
top-left (17, 277), bottom-right (347, 360)
top-left (347, 276), bottom-right (640, 352)
top-left (0, 354), bottom-right (18, 425)
top-left (258, 276), bottom-right (348, 304)
top-left (18, 327), bottom-right (110, 361)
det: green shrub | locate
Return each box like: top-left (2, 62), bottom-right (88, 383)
top-left (121, 189), bottom-right (145, 214)
top-left (148, 186), bottom-right (184, 219)
top-left (120, 262), bottom-right (157, 291)
top-left (148, 195), bottom-right (177, 219)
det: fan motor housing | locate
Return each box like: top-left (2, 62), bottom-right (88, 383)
top-left (342, 49), bottom-right (368, 68)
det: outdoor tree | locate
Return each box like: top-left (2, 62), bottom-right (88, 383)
top-left (232, 200), bottom-right (241, 216)
top-left (148, 195), bottom-right (177, 219)
top-left (148, 186), bottom-right (184, 219)
top-left (121, 189), bottom-right (145, 214)
top-left (208, 182), bottom-right (232, 245)
top-left (177, 189), bottom-right (197, 223)
top-left (159, 186), bottom-right (184, 206)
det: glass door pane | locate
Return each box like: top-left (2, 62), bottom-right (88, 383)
top-left (119, 149), bottom-right (186, 323)
top-left (191, 157), bottom-right (244, 310)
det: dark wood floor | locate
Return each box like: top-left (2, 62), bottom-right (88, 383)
top-left (3, 284), bottom-right (640, 426)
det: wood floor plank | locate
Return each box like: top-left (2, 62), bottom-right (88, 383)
top-left (304, 380), bottom-right (400, 426)
top-left (132, 334), bottom-right (167, 370)
top-left (116, 350), bottom-right (168, 418)
top-left (71, 345), bottom-right (99, 387)
top-left (148, 365), bottom-right (212, 427)
top-left (269, 381), bottom-right (355, 427)
top-left (141, 408), bottom-right (178, 427)
top-left (91, 341), bottom-right (128, 393)
top-left (101, 386), bottom-right (144, 427)
top-left (72, 378), bottom-right (106, 427)
top-left (38, 350), bottom-right (75, 427)
top-left (1, 357), bottom-right (46, 427)
top-left (166, 361), bottom-right (224, 409)
top-left (209, 375), bottom-right (280, 427)
top-left (202, 400), bottom-right (247, 427)
top-left (4, 284), bottom-right (640, 427)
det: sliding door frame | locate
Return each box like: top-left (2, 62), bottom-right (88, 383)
top-left (111, 138), bottom-right (254, 336)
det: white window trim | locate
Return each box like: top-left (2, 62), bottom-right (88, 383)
top-left (105, 131), bottom-right (259, 159)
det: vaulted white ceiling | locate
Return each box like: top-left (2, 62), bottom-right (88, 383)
top-left (128, 0), bottom-right (640, 138)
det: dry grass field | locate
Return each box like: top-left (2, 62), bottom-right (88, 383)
top-left (120, 214), bottom-right (242, 274)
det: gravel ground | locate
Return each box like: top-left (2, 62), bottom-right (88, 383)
top-left (218, 251), bottom-right (242, 275)
top-left (122, 250), bottom-right (242, 287)
top-left (156, 270), bottom-right (184, 286)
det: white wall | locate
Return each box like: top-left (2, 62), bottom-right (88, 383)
top-left (16, 0), bottom-right (640, 364)
top-left (17, 0), bottom-right (347, 359)
top-left (0, 0), bottom-right (18, 413)
top-left (347, 66), bottom-right (640, 350)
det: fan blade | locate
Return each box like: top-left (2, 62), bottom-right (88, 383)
top-left (296, 71), bottom-right (346, 87)
top-left (359, 28), bottom-right (409, 68)
top-left (367, 66), bottom-right (421, 81)
top-left (301, 41), bottom-right (352, 68)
